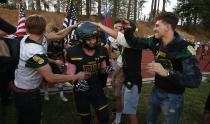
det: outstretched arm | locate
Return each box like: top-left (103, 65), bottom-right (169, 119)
top-left (90, 22), bottom-right (130, 48)
top-left (46, 22), bottom-right (80, 42)
top-left (91, 22), bottom-right (118, 39)
top-left (36, 63), bottom-right (90, 83)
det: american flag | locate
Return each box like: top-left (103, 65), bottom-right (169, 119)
top-left (63, 0), bottom-right (78, 43)
top-left (6, 1), bottom-right (26, 38)
top-left (14, 1), bottom-right (26, 36)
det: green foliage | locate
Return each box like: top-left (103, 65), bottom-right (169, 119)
top-left (175, 0), bottom-right (210, 31)
top-left (0, 3), bottom-right (16, 10)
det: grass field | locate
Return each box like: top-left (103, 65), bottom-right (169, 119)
top-left (0, 75), bottom-right (209, 124)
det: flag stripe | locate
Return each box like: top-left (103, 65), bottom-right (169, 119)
top-left (16, 28), bottom-right (26, 32)
top-left (6, 1), bottom-right (26, 38)
top-left (17, 23), bottom-right (25, 28)
top-left (17, 20), bottom-right (25, 26)
top-left (62, 0), bottom-right (78, 43)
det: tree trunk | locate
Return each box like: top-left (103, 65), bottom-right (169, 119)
top-left (194, 14), bottom-right (197, 25)
top-left (153, 0), bottom-right (157, 18)
top-left (86, 0), bottom-right (90, 17)
top-left (162, 0), bottom-right (166, 12)
top-left (134, 0), bottom-right (137, 22)
top-left (89, 0), bottom-right (91, 15)
top-left (57, 0), bottom-right (60, 13)
top-left (13, 0), bottom-right (17, 8)
top-left (80, 0), bottom-right (82, 15)
top-left (127, 0), bottom-right (132, 20)
top-left (75, 0), bottom-right (82, 16)
top-left (41, 0), bottom-right (49, 11)
top-left (36, 0), bottom-right (41, 11)
top-left (98, 0), bottom-right (101, 16)
top-left (157, 0), bottom-right (160, 13)
top-left (137, 0), bottom-right (140, 20)
top-left (113, 0), bottom-right (118, 18)
top-left (30, 0), bottom-right (35, 10)
top-left (149, 0), bottom-right (154, 22)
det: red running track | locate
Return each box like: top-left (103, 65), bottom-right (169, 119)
top-left (141, 51), bottom-right (210, 78)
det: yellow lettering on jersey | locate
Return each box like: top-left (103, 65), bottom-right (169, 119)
top-left (83, 63), bottom-right (101, 74)
top-left (99, 56), bottom-right (106, 59)
top-left (187, 46), bottom-right (196, 55)
top-left (88, 61), bottom-right (96, 64)
top-left (95, 57), bottom-right (100, 61)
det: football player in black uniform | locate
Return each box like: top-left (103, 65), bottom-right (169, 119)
top-left (66, 22), bottom-right (111, 124)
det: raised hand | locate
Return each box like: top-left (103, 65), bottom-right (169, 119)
top-left (118, 17), bottom-right (131, 29)
top-left (71, 21), bottom-right (82, 29)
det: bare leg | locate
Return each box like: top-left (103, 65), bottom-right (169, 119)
top-left (127, 114), bottom-right (138, 124)
top-left (112, 96), bottom-right (123, 124)
top-left (93, 117), bottom-right (100, 124)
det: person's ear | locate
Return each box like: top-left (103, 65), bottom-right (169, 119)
top-left (166, 24), bottom-right (172, 31)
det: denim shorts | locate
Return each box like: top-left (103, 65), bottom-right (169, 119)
top-left (122, 84), bottom-right (139, 114)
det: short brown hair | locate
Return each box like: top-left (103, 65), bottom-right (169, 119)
top-left (25, 14), bottom-right (46, 35)
top-left (155, 12), bottom-right (178, 31)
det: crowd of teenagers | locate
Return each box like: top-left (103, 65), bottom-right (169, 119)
top-left (0, 12), bottom-right (209, 124)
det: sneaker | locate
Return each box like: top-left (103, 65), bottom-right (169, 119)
top-left (44, 95), bottom-right (50, 101)
top-left (60, 96), bottom-right (68, 102)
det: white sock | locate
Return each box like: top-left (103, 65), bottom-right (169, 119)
top-left (60, 91), bottom-right (64, 97)
top-left (114, 112), bottom-right (122, 123)
top-left (44, 89), bottom-right (48, 96)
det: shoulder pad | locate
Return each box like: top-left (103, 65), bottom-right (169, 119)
top-left (66, 45), bottom-right (83, 63)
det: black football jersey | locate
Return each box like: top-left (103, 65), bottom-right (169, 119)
top-left (66, 45), bottom-right (109, 87)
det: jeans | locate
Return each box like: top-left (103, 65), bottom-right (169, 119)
top-left (12, 89), bottom-right (41, 124)
top-left (147, 86), bottom-right (184, 124)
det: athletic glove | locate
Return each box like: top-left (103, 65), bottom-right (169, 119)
top-left (104, 66), bottom-right (114, 75)
top-left (75, 80), bottom-right (89, 92)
